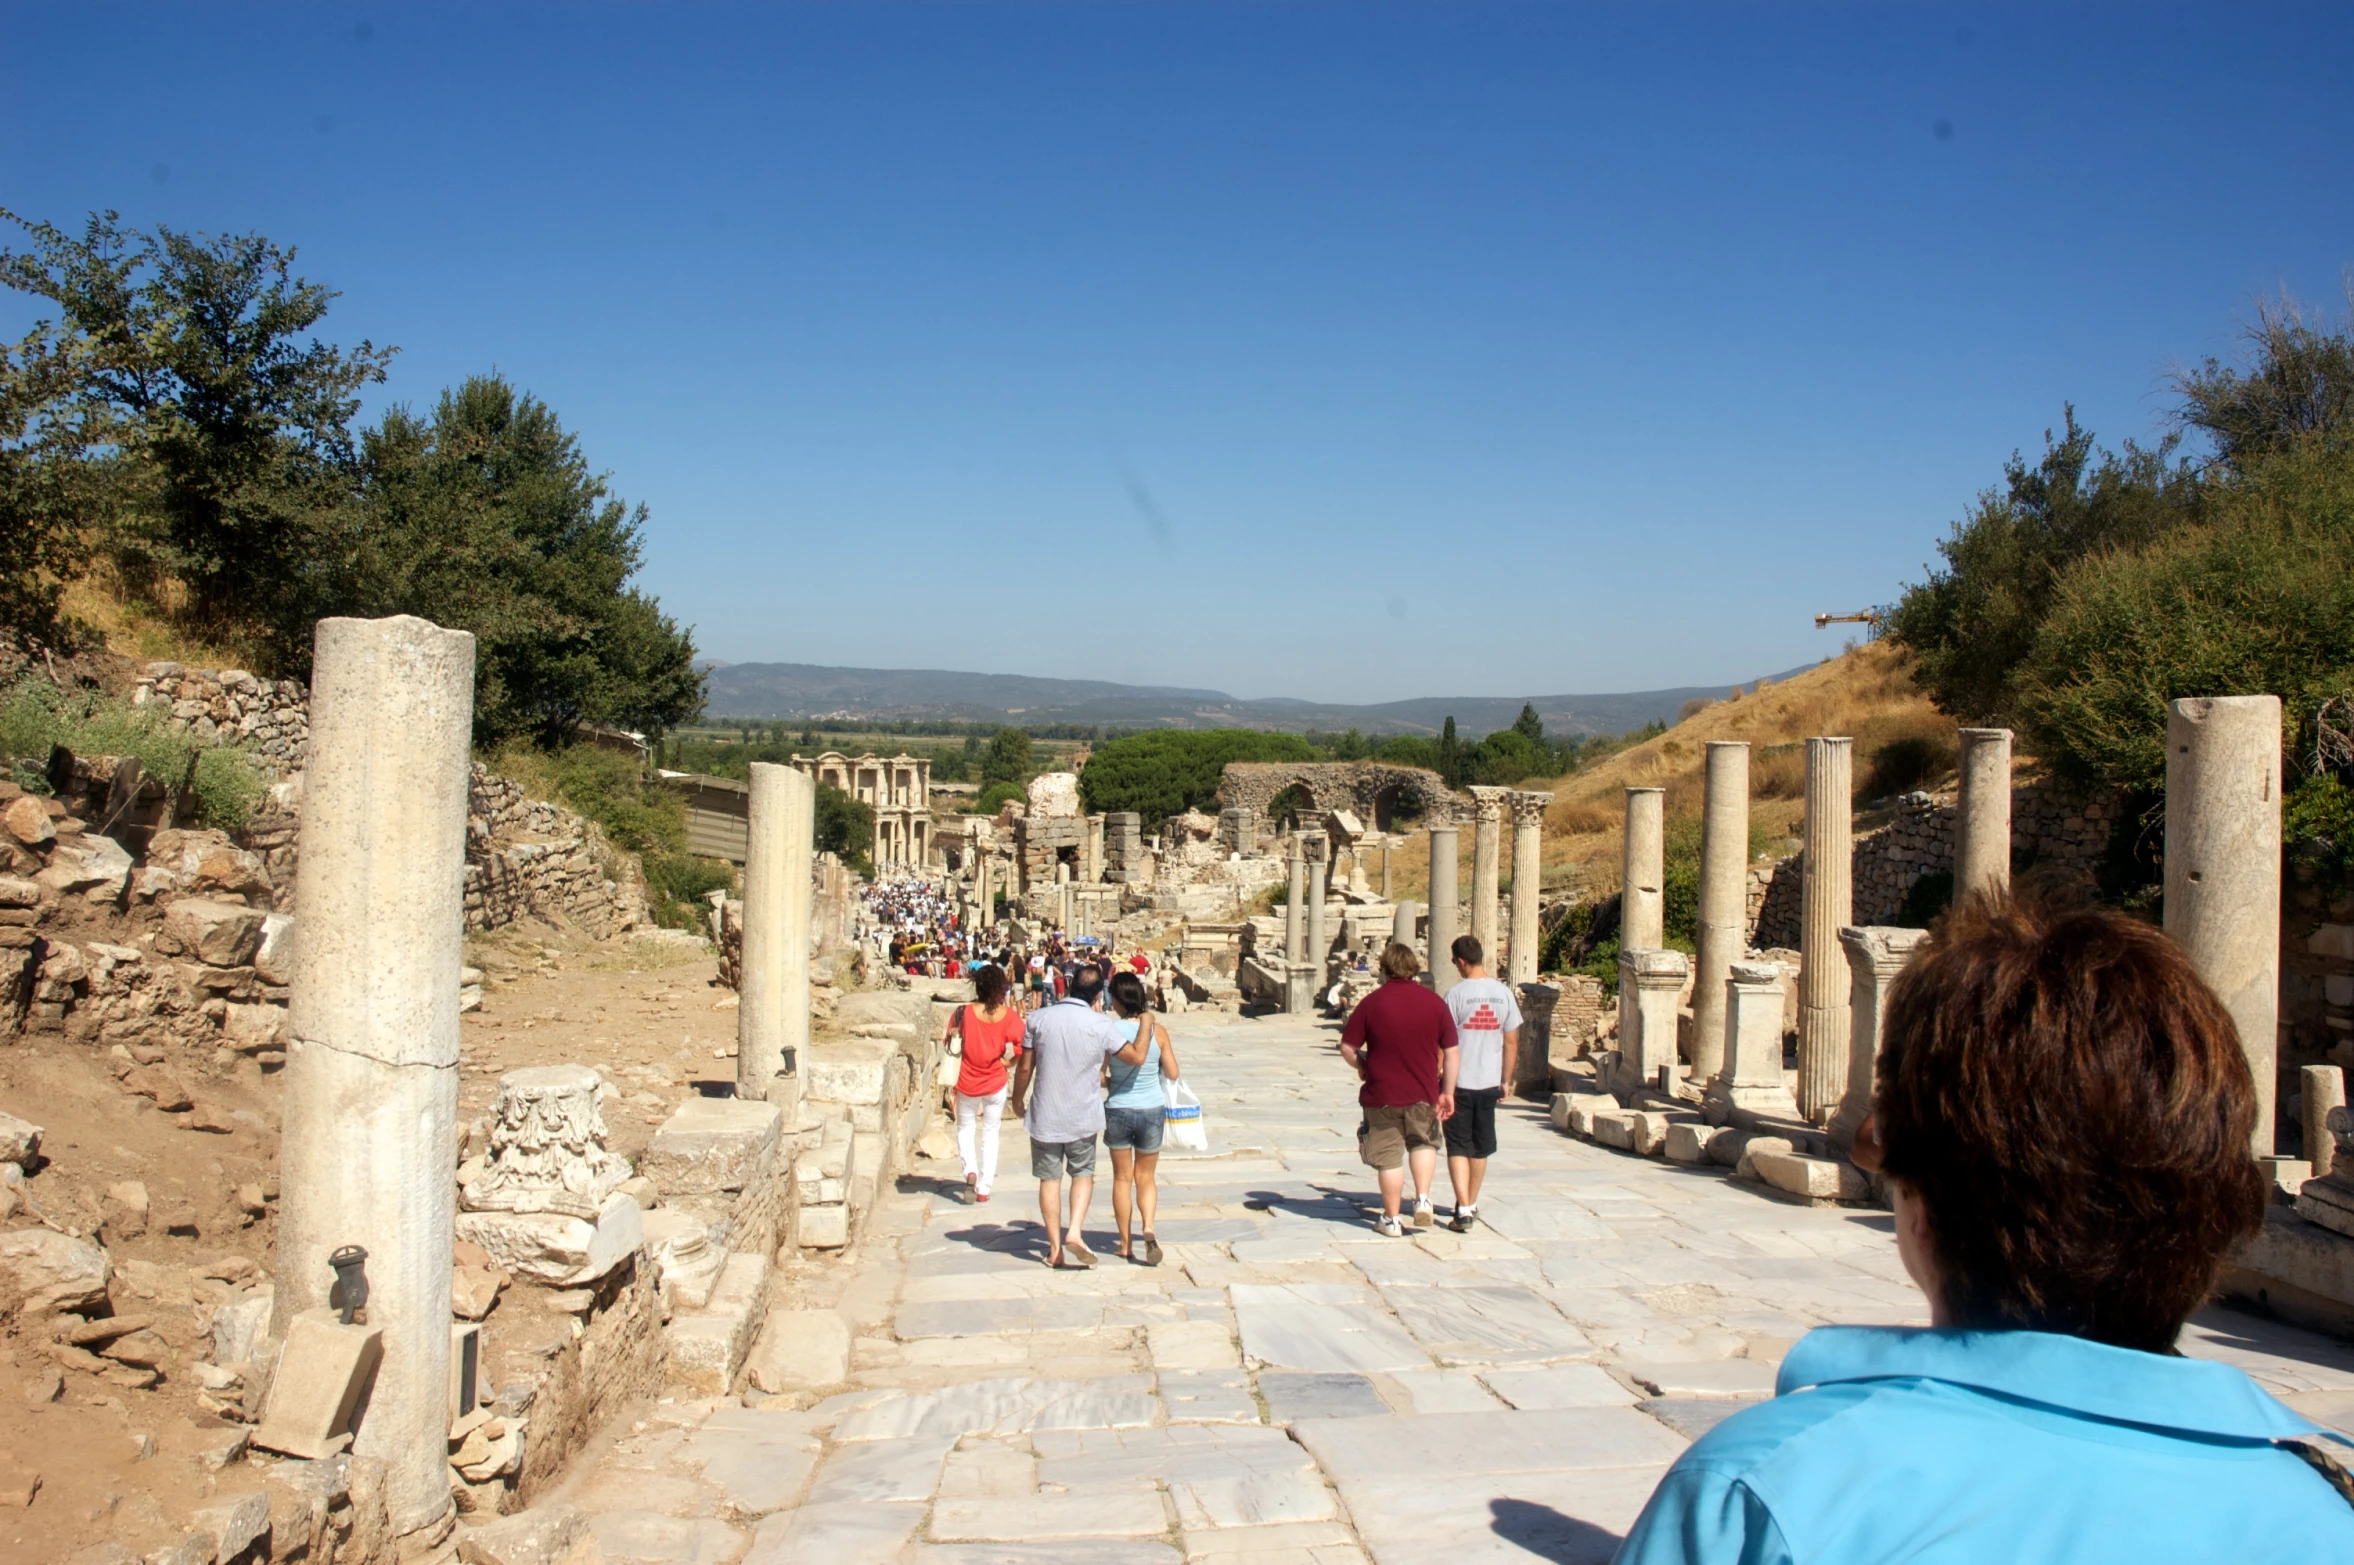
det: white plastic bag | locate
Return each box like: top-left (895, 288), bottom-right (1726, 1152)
top-left (1163, 1079), bottom-right (1208, 1153)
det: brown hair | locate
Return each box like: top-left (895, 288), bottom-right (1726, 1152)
top-left (1108, 970), bottom-right (1149, 1018)
top-left (1870, 894), bottom-right (2268, 1353)
top-left (1450, 935), bottom-right (1484, 966)
top-left (972, 964), bottom-right (1008, 1006)
top-left (1379, 941), bottom-right (1421, 981)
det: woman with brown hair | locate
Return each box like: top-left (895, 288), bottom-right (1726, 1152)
top-left (1615, 896), bottom-right (2354, 1561)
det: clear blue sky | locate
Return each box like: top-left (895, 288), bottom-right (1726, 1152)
top-left (8, 3), bottom-right (2352, 703)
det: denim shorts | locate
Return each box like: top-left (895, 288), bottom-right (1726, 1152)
top-left (1030, 1135), bottom-right (1098, 1180)
top-left (1103, 1105), bottom-right (1165, 1153)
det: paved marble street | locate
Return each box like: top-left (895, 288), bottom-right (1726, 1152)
top-left (549, 1012), bottom-right (2354, 1565)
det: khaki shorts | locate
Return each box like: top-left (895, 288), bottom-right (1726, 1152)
top-left (1358, 1102), bottom-right (1441, 1171)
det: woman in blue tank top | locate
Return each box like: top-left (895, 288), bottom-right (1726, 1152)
top-left (1103, 971), bottom-right (1181, 1265)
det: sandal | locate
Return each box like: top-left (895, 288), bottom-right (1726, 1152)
top-left (1141, 1234), bottom-right (1163, 1267)
top-left (1063, 1238), bottom-right (1098, 1268)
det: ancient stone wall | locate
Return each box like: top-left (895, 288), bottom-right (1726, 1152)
top-left (133, 663), bottom-right (310, 777)
top-left (1751, 775), bottom-right (2121, 949)
top-left (1218, 762), bottom-right (1456, 831)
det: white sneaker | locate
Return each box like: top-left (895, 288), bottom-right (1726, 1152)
top-left (1377, 1214), bottom-right (1404, 1238)
top-left (1412, 1199), bottom-right (1435, 1229)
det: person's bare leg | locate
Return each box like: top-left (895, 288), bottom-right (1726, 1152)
top-left (1109, 1148), bottom-right (1136, 1254)
top-left (1067, 1174), bottom-right (1096, 1255)
top-left (1447, 1153), bottom-right (1474, 1210)
top-left (1037, 1179), bottom-right (1063, 1264)
top-left (1378, 1166), bottom-right (1406, 1217)
top-left (1134, 1151), bottom-right (1160, 1240)
top-left (1408, 1145), bottom-right (1437, 1206)
top-left (1462, 1156), bottom-right (1488, 1207)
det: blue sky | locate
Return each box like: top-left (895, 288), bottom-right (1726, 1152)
top-left (7, 2), bottom-right (2352, 703)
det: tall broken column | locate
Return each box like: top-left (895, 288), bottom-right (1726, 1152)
top-left (1507, 791), bottom-right (1550, 985)
top-left (1427, 817), bottom-right (1461, 994)
top-left (1797, 737), bottom-right (1854, 1122)
top-left (1468, 787), bottom-right (1507, 963)
top-left (273, 616), bottom-right (473, 1538)
top-left (1392, 900), bottom-right (1419, 948)
top-left (1303, 830), bottom-right (1330, 981)
top-left (975, 855), bottom-right (992, 928)
top-left (1621, 787), bottom-right (1665, 952)
top-left (1691, 742), bottom-right (1749, 1090)
top-left (1955, 727), bottom-right (2013, 901)
top-left (2165, 695), bottom-right (2282, 1156)
top-left (740, 762), bottom-right (812, 1104)
top-left (1284, 837), bottom-right (1306, 963)
top-left (1830, 926), bottom-right (1927, 1147)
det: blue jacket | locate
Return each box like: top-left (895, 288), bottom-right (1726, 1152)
top-left (1614, 1325), bottom-right (2354, 1563)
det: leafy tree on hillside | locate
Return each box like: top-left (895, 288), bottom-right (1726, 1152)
top-left (0, 208), bottom-right (395, 653)
top-left (1077, 729), bottom-right (1320, 819)
top-left (1437, 716), bottom-right (1464, 787)
top-left (1513, 703), bottom-right (1545, 746)
top-left (327, 375), bottom-right (703, 745)
top-left (2175, 291), bottom-right (2354, 470)
top-left (1882, 408), bottom-right (2200, 722)
top-left (0, 316), bottom-right (107, 648)
top-left (815, 782), bottom-right (875, 876)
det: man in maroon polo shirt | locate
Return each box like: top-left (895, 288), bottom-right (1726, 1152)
top-left (1339, 941), bottom-right (1459, 1235)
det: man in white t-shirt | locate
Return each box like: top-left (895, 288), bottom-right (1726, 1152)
top-left (1441, 934), bottom-right (1522, 1232)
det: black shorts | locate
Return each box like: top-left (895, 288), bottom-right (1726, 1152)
top-left (1444, 1087), bottom-right (1504, 1159)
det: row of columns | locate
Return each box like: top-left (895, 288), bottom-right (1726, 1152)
top-left (1424, 789), bottom-right (1550, 993)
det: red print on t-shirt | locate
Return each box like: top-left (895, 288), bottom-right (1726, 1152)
top-left (1463, 1004), bottom-right (1501, 1031)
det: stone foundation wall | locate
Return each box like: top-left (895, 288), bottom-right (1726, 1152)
top-left (1219, 761), bottom-right (1456, 830)
top-left (465, 767), bottom-right (650, 937)
top-left (133, 663), bottom-right (310, 777)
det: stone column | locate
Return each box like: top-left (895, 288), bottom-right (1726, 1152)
top-left (1468, 787), bottom-right (1507, 962)
top-left (1304, 830), bottom-right (1330, 978)
top-left (1507, 791), bottom-right (1550, 985)
top-left (1829, 926), bottom-right (1927, 1147)
top-left (1621, 787), bottom-right (1665, 952)
top-left (1427, 819), bottom-right (1461, 994)
top-left (274, 616), bottom-right (473, 1537)
top-left (1392, 900), bottom-right (1419, 949)
top-left (1381, 844), bottom-right (1392, 900)
top-left (1284, 838), bottom-right (1306, 963)
top-left (1514, 982), bottom-right (1561, 1099)
top-left (1797, 738), bottom-right (1854, 1123)
top-left (2165, 695), bottom-right (2283, 1156)
top-left (975, 856), bottom-right (992, 927)
top-left (1955, 727), bottom-right (2013, 901)
top-left (740, 763), bottom-right (812, 1103)
top-left (1692, 741), bottom-right (1749, 1089)
top-left (1712, 960), bottom-right (1799, 1115)
top-left (2304, 1065), bottom-right (2345, 1180)
top-left (1624, 948), bottom-right (1688, 1091)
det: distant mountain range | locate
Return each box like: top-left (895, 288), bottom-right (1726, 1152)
top-left (699, 660), bottom-right (1823, 739)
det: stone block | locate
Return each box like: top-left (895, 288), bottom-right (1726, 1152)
top-left (0, 1111), bottom-right (40, 1165)
top-left (665, 1251), bottom-right (769, 1393)
top-left (38, 835), bottom-right (132, 901)
top-left (222, 1002), bottom-right (284, 1053)
top-left (189, 1490), bottom-right (271, 1563)
top-left (746, 1308), bottom-right (852, 1392)
top-left (1730, 1135), bottom-right (1797, 1178)
top-left (0, 1228), bottom-right (110, 1315)
top-left (799, 1202), bottom-right (849, 1250)
top-left (639, 1097), bottom-right (782, 1195)
top-left (1, 796), bottom-right (52, 847)
top-left (1751, 1150), bottom-right (1871, 1203)
top-left (161, 897), bottom-right (267, 966)
top-left (804, 1041), bottom-right (892, 1106)
top-left (1547, 1092), bottom-right (1574, 1132)
top-left (254, 912), bottom-right (296, 985)
top-left (1663, 1122), bottom-right (1712, 1164)
top-left (252, 1309), bottom-right (382, 1459)
top-left (456, 1501), bottom-right (594, 1565)
top-left (1588, 1109), bottom-right (1639, 1150)
top-left (456, 1190), bottom-right (642, 1285)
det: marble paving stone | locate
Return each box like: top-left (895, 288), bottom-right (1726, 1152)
top-left (1377, 1368), bottom-right (1506, 1414)
top-left (931, 1489), bottom-right (1171, 1540)
top-left (590, 1513), bottom-right (750, 1565)
top-left (1480, 1365), bottom-right (1638, 1409)
top-left (801, 1434), bottom-right (958, 1504)
top-left (939, 1437), bottom-right (1039, 1498)
top-left (1315, 1462), bottom-right (1670, 1565)
top-left (832, 1376), bottom-right (1159, 1442)
top-left (1181, 1521), bottom-right (1366, 1563)
top-left (572, 1469), bottom-right (722, 1518)
top-left (1381, 1284), bottom-right (1595, 1366)
top-left (1293, 1409), bottom-right (1689, 1480)
top-left (741, 1501), bottom-right (924, 1565)
top-left (680, 1408), bottom-right (824, 1515)
top-left (898, 1297), bottom-right (1107, 1337)
top-left (1618, 1358), bottom-right (1778, 1398)
top-left (912, 1546), bottom-right (1183, 1565)
top-left (1232, 1284), bottom-right (1432, 1373)
top-left (1152, 1320), bottom-right (1244, 1370)
top-left (1160, 1370), bottom-right (1263, 1425)
top-left (1258, 1371), bottom-right (1391, 1423)
top-left (1635, 1398), bottom-right (1754, 1441)
top-left (1035, 1425), bottom-right (1338, 1529)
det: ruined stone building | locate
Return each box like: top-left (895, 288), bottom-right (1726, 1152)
top-left (791, 751), bottom-right (935, 868)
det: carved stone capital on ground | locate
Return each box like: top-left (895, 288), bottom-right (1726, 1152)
top-left (460, 1064), bottom-right (630, 1220)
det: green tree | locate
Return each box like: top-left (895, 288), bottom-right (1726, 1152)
top-left (1437, 716), bottom-right (1463, 787)
top-left (814, 782), bottom-right (876, 876)
top-left (2175, 291), bottom-right (2354, 471)
top-left (0, 208), bottom-right (395, 656)
top-left (0, 315), bottom-right (109, 648)
top-left (1882, 408), bottom-right (2200, 723)
top-left (327, 375), bottom-right (704, 745)
top-left (1512, 703), bottom-right (1545, 746)
top-left (1076, 729), bottom-right (1321, 819)
top-left (980, 726), bottom-right (1033, 787)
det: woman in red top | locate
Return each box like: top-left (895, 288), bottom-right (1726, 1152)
top-left (944, 964), bottom-right (1028, 1202)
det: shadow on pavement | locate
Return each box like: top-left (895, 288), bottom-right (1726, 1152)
top-left (1488, 1496), bottom-right (1626, 1563)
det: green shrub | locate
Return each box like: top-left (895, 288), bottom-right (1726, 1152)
top-left (814, 783), bottom-right (874, 877)
top-left (0, 678), bottom-right (266, 830)
top-left (643, 851), bottom-right (735, 931)
top-left (494, 742), bottom-right (685, 855)
top-left (1895, 870), bottom-right (1954, 929)
top-left (1078, 729), bottom-right (1320, 819)
top-left (1860, 734), bottom-right (1955, 799)
top-left (971, 781), bottom-right (1025, 816)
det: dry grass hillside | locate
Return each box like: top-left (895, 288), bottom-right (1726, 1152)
top-left (1379, 641), bottom-right (1952, 906)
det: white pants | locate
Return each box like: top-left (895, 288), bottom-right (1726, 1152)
top-left (956, 1087), bottom-right (1008, 1193)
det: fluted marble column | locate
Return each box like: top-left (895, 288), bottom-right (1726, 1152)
top-left (1284, 837), bottom-right (1305, 964)
top-left (1507, 791), bottom-right (1550, 984)
top-left (1428, 818), bottom-right (1461, 994)
top-left (1468, 787), bottom-right (1507, 962)
top-left (1797, 737), bottom-right (1854, 1123)
top-left (1691, 742), bottom-right (1749, 1089)
top-left (1621, 787), bottom-right (1665, 952)
top-left (1955, 727), bottom-right (2013, 902)
top-left (1830, 926), bottom-right (1927, 1147)
top-left (1303, 830), bottom-right (1330, 980)
top-left (2164, 696), bottom-right (2282, 1156)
